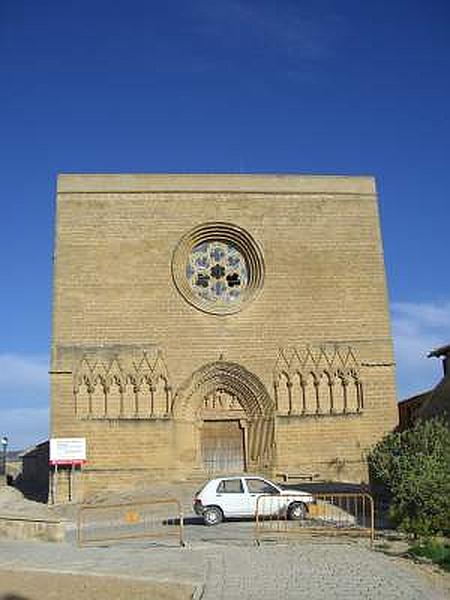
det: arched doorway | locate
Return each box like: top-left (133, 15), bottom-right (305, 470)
top-left (172, 360), bottom-right (275, 474)
top-left (200, 389), bottom-right (247, 473)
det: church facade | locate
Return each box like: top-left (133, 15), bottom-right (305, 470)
top-left (50, 174), bottom-right (398, 501)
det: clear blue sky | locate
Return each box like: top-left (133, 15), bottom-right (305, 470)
top-left (1, 0), bottom-right (449, 448)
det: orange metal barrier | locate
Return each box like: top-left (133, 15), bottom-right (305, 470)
top-left (255, 492), bottom-right (374, 546)
top-left (77, 498), bottom-right (185, 547)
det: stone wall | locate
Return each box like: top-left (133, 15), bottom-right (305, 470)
top-left (51, 174), bottom-right (398, 500)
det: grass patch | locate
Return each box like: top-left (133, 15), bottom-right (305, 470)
top-left (409, 538), bottom-right (450, 572)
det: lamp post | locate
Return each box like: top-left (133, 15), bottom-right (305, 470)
top-left (1, 436), bottom-right (7, 476)
top-left (1, 436), bottom-right (7, 477)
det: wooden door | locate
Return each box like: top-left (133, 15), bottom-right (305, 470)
top-left (201, 420), bottom-right (245, 474)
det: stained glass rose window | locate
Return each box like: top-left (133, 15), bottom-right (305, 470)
top-left (172, 223), bottom-right (264, 315)
top-left (186, 241), bottom-right (248, 305)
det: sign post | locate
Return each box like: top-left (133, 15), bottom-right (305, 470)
top-left (49, 438), bottom-right (86, 503)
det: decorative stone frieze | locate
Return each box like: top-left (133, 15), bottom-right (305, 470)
top-left (73, 348), bottom-right (171, 419)
top-left (274, 345), bottom-right (363, 416)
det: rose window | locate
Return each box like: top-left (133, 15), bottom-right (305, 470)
top-left (186, 242), bottom-right (248, 306)
top-left (171, 222), bottom-right (264, 315)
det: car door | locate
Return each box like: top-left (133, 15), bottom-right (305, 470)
top-left (214, 478), bottom-right (246, 517)
top-left (243, 477), bottom-right (284, 517)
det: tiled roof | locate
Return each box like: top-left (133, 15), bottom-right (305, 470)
top-left (428, 344), bottom-right (450, 358)
top-left (418, 372), bottom-right (450, 422)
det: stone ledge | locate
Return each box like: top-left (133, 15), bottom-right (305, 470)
top-left (78, 415), bottom-right (171, 421)
top-left (0, 515), bottom-right (66, 542)
top-left (57, 173), bottom-right (376, 195)
top-left (276, 411), bottom-right (363, 419)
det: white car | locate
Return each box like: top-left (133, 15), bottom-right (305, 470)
top-left (193, 475), bottom-right (315, 526)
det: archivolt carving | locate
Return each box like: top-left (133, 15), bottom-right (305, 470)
top-left (172, 359), bottom-right (275, 421)
top-left (274, 346), bottom-right (364, 416)
top-left (73, 350), bottom-right (172, 419)
top-left (172, 359), bottom-right (275, 468)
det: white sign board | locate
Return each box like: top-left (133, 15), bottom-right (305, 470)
top-left (50, 438), bottom-right (86, 465)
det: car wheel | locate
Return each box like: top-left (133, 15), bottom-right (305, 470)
top-left (203, 506), bottom-right (224, 526)
top-left (287, 502), bottom-right (307, 521)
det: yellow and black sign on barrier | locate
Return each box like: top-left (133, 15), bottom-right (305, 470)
top-left (77, 498), bottom-right (185, 547)
top-left (255, 492), bottom-right (375, 546)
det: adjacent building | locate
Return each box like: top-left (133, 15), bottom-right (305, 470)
top-left (398, 344), bottom-right (450, 430)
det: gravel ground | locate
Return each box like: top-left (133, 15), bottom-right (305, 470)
top-left (1, 484), bottom-right (449, 599)
top-left (0, 568), bottom-right (193, 600)
top-left (0, 537), bottom-right (448, 600)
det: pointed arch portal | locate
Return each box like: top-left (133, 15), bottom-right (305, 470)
top-left (172, 360), bottom-right (275, 473)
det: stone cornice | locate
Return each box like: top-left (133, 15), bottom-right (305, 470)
top-left (57, 173), bottom-right (376, 195)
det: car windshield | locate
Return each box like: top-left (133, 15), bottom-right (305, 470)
top-left (246, 478), bottom-right (279, 495)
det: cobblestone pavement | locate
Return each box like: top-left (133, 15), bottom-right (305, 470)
top-left (0, 535), bottom-right (448, 600)
top-left (201, 543), bottom-right (448, 600)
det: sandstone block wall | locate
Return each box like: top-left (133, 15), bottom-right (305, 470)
top-left (50, 174), bottom-right (398, 500)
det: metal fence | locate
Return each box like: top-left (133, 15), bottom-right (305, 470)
top-left (77, 498), bottom-right (185, 547)
top-left (255, 492), bottom-right (374, 545)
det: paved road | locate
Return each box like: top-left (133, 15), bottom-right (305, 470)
top-left (0, 531), bottom-right (447, 599)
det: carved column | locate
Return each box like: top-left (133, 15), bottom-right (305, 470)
top-left (273, 380), bottom-right (279, 412)
top-left (87, 383), bottom-right (94, 416)
top-left (119, 384), bottom-right (125, 417)
top-left (342, 377), bottom-right (348, 413)
top-left (103, 383), bottom-right (109, 417)
top-left (286, 379), bottom-right (293, 415)
top-left (133, 383), bottom-right (140, 416)
top-left (329, 378), bottom-right (335, 414)
top-left (149, 383), bottom-right (155, 416)
top-left (239, 419), bottom-right (250, 471)
top-left (314, 377), bottom-right (321, 414)
top-left (300, 378), bottom-right (307, 414)
top-left (165, 385), bottom-right (172, 416)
